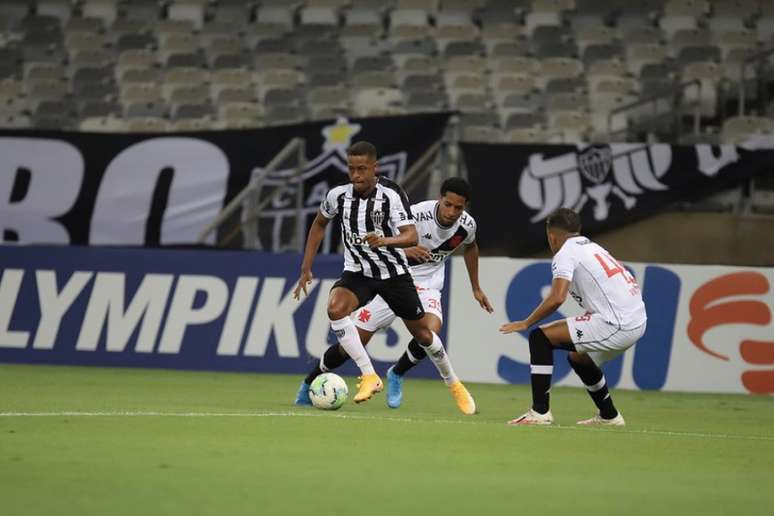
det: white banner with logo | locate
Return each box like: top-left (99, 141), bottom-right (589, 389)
top-left (447, 256), bottom-right (774, 395)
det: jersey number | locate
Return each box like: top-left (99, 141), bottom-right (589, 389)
top-left (594, 252), bottom-right (637, 285)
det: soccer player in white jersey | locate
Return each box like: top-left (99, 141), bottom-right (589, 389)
top-left (293, 141), bottom-right (464, 405)
top-left (295, 178), bottom-right (493, 415)
top-left (500, 208), bottom-right (647, 426)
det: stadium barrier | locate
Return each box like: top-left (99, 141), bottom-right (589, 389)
top-left (1, 245), bottom-right (771, 395)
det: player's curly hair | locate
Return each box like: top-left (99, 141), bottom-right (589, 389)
top-left (440, 177), bottom-right (471, 202)
top-left (347, 141), bottom-right (377, 160)
top-left (546, 208), bottom-right (581, 233)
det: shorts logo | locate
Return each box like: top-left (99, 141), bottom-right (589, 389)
top-left (416, 306), bottom-right (422, 315)
top-left (423, 233), bottom-right (432, 239)
top-left (334, 329), bottom-right (346, 338)
top-left (576, 329), bottom-right (584, 340)
top-left (358, 309), bottom-right (371, 323)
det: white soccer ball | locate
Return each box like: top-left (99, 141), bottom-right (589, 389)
top-left (309, 373), bottom-right (349, 410)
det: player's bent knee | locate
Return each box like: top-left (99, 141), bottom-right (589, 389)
top-left (327, 298), bottom-right (353, 320)
top-left (413, 328), bottom-right (433, 346)
top-left (528, 328), bottom-right (548, 346)
top-left (327, 307), bottom-right (348, 320)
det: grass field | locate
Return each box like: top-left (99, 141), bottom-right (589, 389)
top-left (1, 364), bottom-right (773, 516)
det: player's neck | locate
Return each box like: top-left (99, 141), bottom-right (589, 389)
top-left (433, 203), bottom-right (453, 229)
top-left (354, 181), bottom-right (377, 199)
top-left (553, 232), bottom-right (580, 252)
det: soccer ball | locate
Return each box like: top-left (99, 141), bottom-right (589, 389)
top-left (309, 373), bottom-right (348, 410)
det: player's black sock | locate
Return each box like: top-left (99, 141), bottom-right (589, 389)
top-left (528, 328), bottom-right (554, 414)
top-left (304, 345), bottom-right (350, 385)
top-left (392, 339), bottom-right (427, 376)
top-left (567, 355), bottom-right (618, 419)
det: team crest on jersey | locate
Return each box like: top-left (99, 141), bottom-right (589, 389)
top-left (518, 144), bottom-right (672, 222)
top-left (371, 210), bottom-right (384, 227)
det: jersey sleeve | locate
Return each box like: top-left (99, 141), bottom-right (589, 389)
top-left (462, 215), bottom-right (477, 245)
top-left (319, 188), bottom-right (339, 219)
top-left (389, 187), bottom-right (414, 227)
top-left (551, 248), bottom-right (577, 282)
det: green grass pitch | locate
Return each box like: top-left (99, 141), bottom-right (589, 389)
top-left (1, 364), bottom-right (772, 516)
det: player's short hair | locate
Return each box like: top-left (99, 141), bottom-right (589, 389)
top-left (347, 141), bottom-right (377, 161)
top-left (440, 177), bottom-right (471, 202)
top-left (546, 208), bottom-right (581, 233)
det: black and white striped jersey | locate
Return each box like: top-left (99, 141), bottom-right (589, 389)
top-left (320, 177), bottom-right (414, 279)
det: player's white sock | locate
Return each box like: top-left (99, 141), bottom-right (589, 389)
top-left (423, 332), bottom-right (459, 386)
top-left (329, 317), bottom-right (375, 375)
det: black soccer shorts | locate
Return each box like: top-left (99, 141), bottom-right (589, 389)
top-left (331, 271), bottom-right (425, 321)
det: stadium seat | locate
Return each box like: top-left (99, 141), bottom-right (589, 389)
top-left (461, 124), bottom-right (503, 142)
top-left (79, 115), bottom-right (126, 132)
top-left (126, 117), bottom-right (170, 132)
top-left (721, 116), bottom-right (773, 144)
top-left (81, 0), bottom-right (119, 25)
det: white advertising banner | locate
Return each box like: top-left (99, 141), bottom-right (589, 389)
top-left (447, 257), bottom-right (774, 395)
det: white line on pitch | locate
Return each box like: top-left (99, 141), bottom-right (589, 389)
top-left (1, 411), bottom-right (772, 442)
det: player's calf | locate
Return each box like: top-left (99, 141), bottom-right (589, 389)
top-left (567, 353), bottom-right (619, 420)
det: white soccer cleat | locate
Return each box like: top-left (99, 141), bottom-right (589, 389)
top-left (507, 408), bottom-right (554, 425)
top-left (577, 413), bottom-right (625, 426)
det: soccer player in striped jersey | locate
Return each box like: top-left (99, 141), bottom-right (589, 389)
top-left (293, 141), bottom-right (466, 406)
top-left (295, 178), bottom-right (492, 414)
top-left (500, 208), bottom-right (647, 426)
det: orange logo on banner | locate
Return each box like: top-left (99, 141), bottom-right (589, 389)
top-left (687, 272), bottom-right (774, 394)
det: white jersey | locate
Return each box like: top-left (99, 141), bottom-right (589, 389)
top-left (552, 236), bottom-right (647, 331)
top-left (320, 177), bottom-right (413, 280)
top-left (407, 200), bottom-right (477, 290)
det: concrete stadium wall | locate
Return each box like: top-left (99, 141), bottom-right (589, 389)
top-left (528, 212), bottom-right (774, 267)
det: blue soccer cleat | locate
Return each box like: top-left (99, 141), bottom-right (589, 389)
top-left (294, 380), bottom-right (312, 406)
top-left (386, 366), bottom-right (404, 409)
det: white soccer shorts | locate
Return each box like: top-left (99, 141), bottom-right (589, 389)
top-left (352, 287), bottom-right (443, 332)
top-left (566, 313), bottom-right (646, 366)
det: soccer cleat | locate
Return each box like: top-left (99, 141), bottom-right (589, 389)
top-left (577, 412), bottom-right (625, 426)
top-left (449, 381), bottom-right (477, 415)
top-left (386, 366), bottom-right (403, 409)
top-left (354, 373), bottom-right (383, 403)
top-left (507, 408), bottom-right (554, 425)
top-left (294, 380), bottom-right (312, 406)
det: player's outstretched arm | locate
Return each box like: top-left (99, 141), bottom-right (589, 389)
top-left (499, 278), bottom-right (570, 333)
top-left (293, 212), bottom-right (330, 300)
top-left (366, 224), bottom-right (418, 249)
top-left (464, 241), bottom-right (493, 313)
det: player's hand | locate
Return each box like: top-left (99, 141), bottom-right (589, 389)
top-left (473, 288), bottom-right (494, 313)
top-left (293, 270), bottom-right (313, 300)
top-left (500, 320), bottom-right (528, 334)
top-left (365, 232), bottom-right (387, 248)
top-left (405, 245), bottom-right (432, 263)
